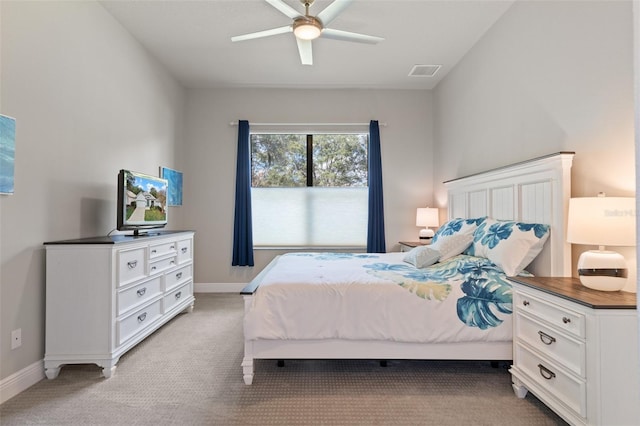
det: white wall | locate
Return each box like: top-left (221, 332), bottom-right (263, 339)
top-left (0, 1), bottom-right (185, 382)
top-left (434, 0), bottom-right (636, 291)
top-left (182, 88), bottom-right (433, 286)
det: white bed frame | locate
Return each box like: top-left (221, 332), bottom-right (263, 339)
top-left (240, 152), bottom-right (575, 385)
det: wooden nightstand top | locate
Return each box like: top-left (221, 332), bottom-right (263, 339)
top-left (508, 276), bottom-right (637, 310)
top-left (398, 241), bottom-right (431, 248)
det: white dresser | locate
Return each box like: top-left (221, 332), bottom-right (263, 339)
top-left (509, 276), bottom-right (639, 426)
top-left (44, 231), bottom-right (195, 379)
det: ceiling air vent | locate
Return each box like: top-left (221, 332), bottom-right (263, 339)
top-left (408, 64), bottom-right (441, 77)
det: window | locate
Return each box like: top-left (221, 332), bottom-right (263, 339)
top-left (251, 133), bottom-right (368, 247)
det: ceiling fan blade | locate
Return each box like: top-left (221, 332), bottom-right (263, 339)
top-left (265, 0), bottom-right (302, 19)
top-left (231, 25), bottom-right (292, 42)
top-left (316, 0), bottom-right (353, 26)
top-left (321, 28), bottom-right (384, 44)
top-left (296, 38), bottom-right (313, 65)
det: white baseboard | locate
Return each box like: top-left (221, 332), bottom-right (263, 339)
top-left (195, 282), bottom-right (245, 293)
top-left (0, 359), bottom-right (45, 404)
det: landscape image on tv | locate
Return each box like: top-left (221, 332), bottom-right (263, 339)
top-left (124, 172), bottom-right (168, 223)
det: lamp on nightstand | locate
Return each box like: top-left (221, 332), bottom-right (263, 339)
top-left (416, 207), bottom-right (439, 240)
top-left (567, 195), bottom-right (636, 291)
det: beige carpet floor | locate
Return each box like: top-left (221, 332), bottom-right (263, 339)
top-left (0, 293), bottom-right (566, 425)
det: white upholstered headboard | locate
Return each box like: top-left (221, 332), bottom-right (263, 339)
top-left (444, 152), bottom-right (574, 277)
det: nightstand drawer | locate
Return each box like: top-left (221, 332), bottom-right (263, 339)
top-left (513, 291), bottom-right (585, 339)
top-left (515, 312), bottom-right (585, 377)
top-left (515, 342), bottom-right (586, 417)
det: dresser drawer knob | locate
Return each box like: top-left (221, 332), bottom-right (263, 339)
top-left (127, 260), bottom-right (138, 269)
top-left (522, 300), bottom-right (530, 306)
top-left (176, 272), bottom-right (183, 279)
top-left (175, 291), bottom-right (182, 300)
top-left (171, 245), bottom-right (175, 250)
top-left (562, 317), bottom-right (571, 324)
top-left (537, 364), bottom-right (556, 380)
top-left (136, 288), bottom-right (147, 297)
top-left (538, 330), bottom-right (556, 345)
top-left (137, 312), bottom-right (147, 323)
top-left (151, 249), bottom-right (157, 254)
top-left (181, 247), bottom-right (188, 254)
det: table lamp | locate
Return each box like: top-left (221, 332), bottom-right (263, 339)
top-left (566, 196), bottom-right (636, 291)
top-left (416, 207), bottom-right (439, 240)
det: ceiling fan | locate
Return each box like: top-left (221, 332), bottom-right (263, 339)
top-left (231, 0), bottom-right (384, 66)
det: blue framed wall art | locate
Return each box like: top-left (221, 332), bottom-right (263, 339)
top-left (0, 115), bottom-right (16, 195)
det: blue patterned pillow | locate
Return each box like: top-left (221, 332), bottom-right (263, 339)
top-left (471, 218), bottom-right (550, 276)
top-left (432, 217), bottom-right (486, 244)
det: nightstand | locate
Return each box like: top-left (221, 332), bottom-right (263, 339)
top-left (508, 276), bottom-right (639, 426)
top-left (398, 240), bottom-right (430, 252)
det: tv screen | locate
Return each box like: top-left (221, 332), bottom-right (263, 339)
top-left (117, 169), bottom-right (168, 235)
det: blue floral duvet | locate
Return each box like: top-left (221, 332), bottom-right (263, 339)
top-left (244, 252), bottom-right (514, 344)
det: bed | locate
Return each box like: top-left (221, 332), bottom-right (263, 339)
top-left (240, 152), bottom-right (574, 385)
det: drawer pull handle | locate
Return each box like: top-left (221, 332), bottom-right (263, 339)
top-left (151, 249), bottom-right (157, 254)
top-left (151, 266), bottom-right (157, 272)
top-left (127, 260), bottom-right (138, 269)
top-left (175, 291), bottom-right (182, 300)
top-left (562, 317), bottom-right (571, 324)
top-left (137, 288), bottom-right (147, 297)
top-left (176, 272), bottom-right (183, 279)
top-left (137, 312), bottom-right (147, 323)
top-left (522, 300), bottom-right (530, 306)
top-left (170, 260), bottom-right (175, 265)
top-left (181, 247), bottom-right (188, 254)
top-left (537, 364), bottom-right (556, 380)
top-left (538, 331), bottom-right (556, 345)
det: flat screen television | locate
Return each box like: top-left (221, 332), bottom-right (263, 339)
top-left (117, 169), bottom-right (168, 235)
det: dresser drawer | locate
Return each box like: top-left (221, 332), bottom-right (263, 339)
top-left (515, 312), bottom-right (585, 377)
top-left (176, 239), bottom-right (192, 264)
top-left (515, 343), bottom-right (586, 417)
top-left (117, 247), bottom-right (146, 287)
top-left (117, 299), bottom-right (162, 346)
top-left (149, 256), bottom-right (177, 275)
top-left (513, 291), bottom-right (585, 339)
top-left (117, 276), bottom-right (162, 316)
top-left (163, 281), bottom-right (193, 313)
top-left (149, 241), bottom-right (177, 259)
top-left (165, 264), bottom-right (192, 292)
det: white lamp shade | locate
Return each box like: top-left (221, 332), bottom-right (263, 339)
top-left (416, 208), bottom-right (439, 227)
top-left (567, 197), bottom-right (636, 247)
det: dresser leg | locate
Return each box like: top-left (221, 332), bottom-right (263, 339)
top-left (511, 376), bottom-right (528, 398)
top-left (45, 367), bottom-right (61, 380)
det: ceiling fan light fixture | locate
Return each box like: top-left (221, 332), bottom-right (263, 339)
top-left (293, 16), bottom-right (322, 40)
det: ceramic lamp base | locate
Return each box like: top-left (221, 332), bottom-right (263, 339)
top-left (577, 250), bottom-right (628, 291)
top-left (419, 228), bottom-right (434, 240)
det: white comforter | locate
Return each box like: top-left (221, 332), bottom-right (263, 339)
top-left (244, 252), bottom-right (513, 344)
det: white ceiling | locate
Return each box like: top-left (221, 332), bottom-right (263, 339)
top-left (99, 0), bottom-right (514, 90)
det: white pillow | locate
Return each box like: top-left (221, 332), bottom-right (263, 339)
top-left (471, 218), bottom-right (550, 276)
top-left (403, 246), bottom-right (441, 268)
top-left (429, 232), bottom-right (473, 261)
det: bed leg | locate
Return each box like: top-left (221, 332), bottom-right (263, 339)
top-left (490, 361), bottom-right (499, 368)
top-left (277, 360), bottom-right (285, 367)
top-left (242, 357), bottom-right (254, 385)
top-left (380, 360), bottom-right (388, 367)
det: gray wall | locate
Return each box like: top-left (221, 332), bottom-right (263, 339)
top-left (182, 88), bottom-right (433, 286)
top-left (433, 0), bottom-right (636, 291)
top-left (0, 1), bottom-right (185, 381)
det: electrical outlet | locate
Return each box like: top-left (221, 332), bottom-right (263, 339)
top-left (11, 329), bottom-right (21, 350)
